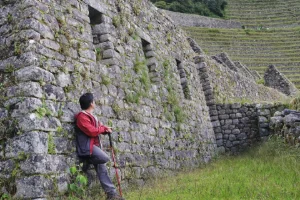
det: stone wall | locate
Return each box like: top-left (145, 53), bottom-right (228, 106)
top-left (163, 10), bottom-right (242, 29)
top-left (270, 109), bottom-right (300, 146)
top-left (264, 65), bottom-right (298, 96)
top-left (213, 103), bottom-right (285, 154)
top-left (0, 0), bottom-right (217, 198)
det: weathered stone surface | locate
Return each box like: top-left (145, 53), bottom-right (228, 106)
top-left (56, 72), bottom-right (72, 87)
top-left (43, 85), bottom-right (65, 101)
top-left (14, 176), bottom-right (53, 199)
top-left (20, 155), bottom-right (69, 174)
top-left (7, 82), bottom-right (43, 98)
top-left (5, 132), bottom-right (48, 158)
top-left (15, 67), bottom-right (55, 83)
top-left (18, 114), bottom-right (61, 132)
top-left (0, 160), bottom-right (15, 179)
top-left (264, 65), bottom-right (298, 96)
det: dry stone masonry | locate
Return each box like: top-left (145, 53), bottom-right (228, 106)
top-left (270, 109), bottom-right (300, 146)
top-left (0, 0), bottom-right (293, 199)
top-left (0, 0), bottom-right (217, 198)
top-left (264, 65), bottom-right (298, 96)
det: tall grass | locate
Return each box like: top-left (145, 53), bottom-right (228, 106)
top-left (125, 136), bottom-right (300, 199)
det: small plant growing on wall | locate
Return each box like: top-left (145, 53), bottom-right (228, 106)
top-left (67, 166), bottom-right (88, 198)
top-left (95, 47), bottom-right (102, 61)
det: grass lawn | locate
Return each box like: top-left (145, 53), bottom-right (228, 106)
top-left (125, 136), bottom-right (300, 200)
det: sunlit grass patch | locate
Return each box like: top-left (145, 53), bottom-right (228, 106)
top-left (125, 136), bottom-right (300, 200)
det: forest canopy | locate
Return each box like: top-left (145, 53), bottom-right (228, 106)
top-left (150, 0), bottom-right (227, 17)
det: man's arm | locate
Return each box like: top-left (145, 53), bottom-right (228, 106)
top-left (77, 114), bottom-right (108, 137)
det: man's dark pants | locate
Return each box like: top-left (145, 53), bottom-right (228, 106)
top-left (86, 145), bottom-right (117, 195)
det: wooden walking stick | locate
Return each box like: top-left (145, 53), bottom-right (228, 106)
top-left (108, 133), bottom-right (123, 197)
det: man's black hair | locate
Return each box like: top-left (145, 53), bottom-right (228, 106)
top-left (79, 93), bottom-right (94, 110)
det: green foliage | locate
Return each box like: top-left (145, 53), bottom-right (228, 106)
top-left (35, 101), bottom-right (52, 118)
top-left (147, 23), bottom-right (153, 30)
top-left (48, 134), bottom-right (56, 154)
top-left (126, 136), bottom-right (300, 199)
top-left (166, 32), bottom-right (172, 44)
top-left (208, 28), bottom-right (221, 33)
top-left (256, 78), bottom-right (265, 85)
top-left (68, 166), bottom-right (88, 198)
top-left (151, 0), bottom-right (227, 17)
top-left (134, 56), bottom-right (151, 91)
top-left (133, 57), bottom-right (146, 73)
top-left (14, 42), bottom-right (21, 56)
top-left (173, 105), bottom-right (185, 123)
top-left (101, 75), bottom-right (111, 86)
top-left (133, 3), bottom-right (141, 16)
top-left (125, 90), bottom-right (141, 104)
top-left (0, 193), bottom-right (11, 200)
top-left (112, 16), bottom-right (121, 27)
top-left (95, 47), bottom-right (102, 61)
top-left (289, 96), bottom-right (300, 111)
top-left (6, 13), bottom-right (12, 23)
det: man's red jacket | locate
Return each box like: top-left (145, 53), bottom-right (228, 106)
top-left (75, 111), bottom-right (109, 155)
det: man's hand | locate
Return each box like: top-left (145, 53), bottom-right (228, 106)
top-left (106, 127), bottom-right (113, 133)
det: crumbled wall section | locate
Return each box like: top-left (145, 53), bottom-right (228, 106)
top-left (0, 0), bottom-right (216, 198)
top-left (270, 109), bottom-right (300, 146)
top-left (264, 65), bottom-right (298, 96)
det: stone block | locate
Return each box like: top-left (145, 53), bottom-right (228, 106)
top-left (18, 114), bottom-right (61, 132)
top-left (226, 140), bottom-right (232, 147)
top-left (231, 103), bottom-right (241, 109)
top-left (95, 41), bottom-right (114, 50)
top-left (7, 82), bottom-right (43, 98)
top-left (79, 49), bottom-right (96, 61)
top-left (92, 24), bottom-right (112, 35)
top-left (237, 133), bottom-right (247, 140)
top-left (102, 49), bottom-right (120, 59)
top-left (43, 84), bottom-right (65, 101)
top-left (225, 119), bottom-right (233, 125)
top-left (236, 113), bottom-right (243, 118)
top-left (232, 141), bottom-right (240, 146)
top-left (229, 134), bottom-right (236, 141)
top-left (14, 176), bottom-right (53, 199)
top-left (54, 137), bottom-right (73, 154)
top-left (232, 129), bottom-right (241, 135)
top-left (260, 123), bottom-right (269, 128)
top-left (40, 39), bottom-right (60, 51)
top-left (20, 155), bottom-right (69, 174)
top-left (232, 119), bottom-right (239, 125)
top-left (99, 34), bottom-right (115, 43)
top-left (216, 139), bottom-right (223, 147)
top-left (219, 114), bottom-right (229, 120)
top-left (215, 133), bottom-right (223, 139)
top-left (0, 160), bottom-right (15, 179)
top-left (5, 131), bottom-right (48, 158)
top-left (56, 72), bottom-right (72, 87)
top-left (60, 102), bottom-right (80, 123)
top-left (15, 67), bottom-right (55, 83)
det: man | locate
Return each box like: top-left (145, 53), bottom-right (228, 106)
top-left (75, 93), bottom-right (124, 200)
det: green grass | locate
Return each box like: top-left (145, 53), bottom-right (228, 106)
top-left (125, 136), bottom-right (300, 199)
